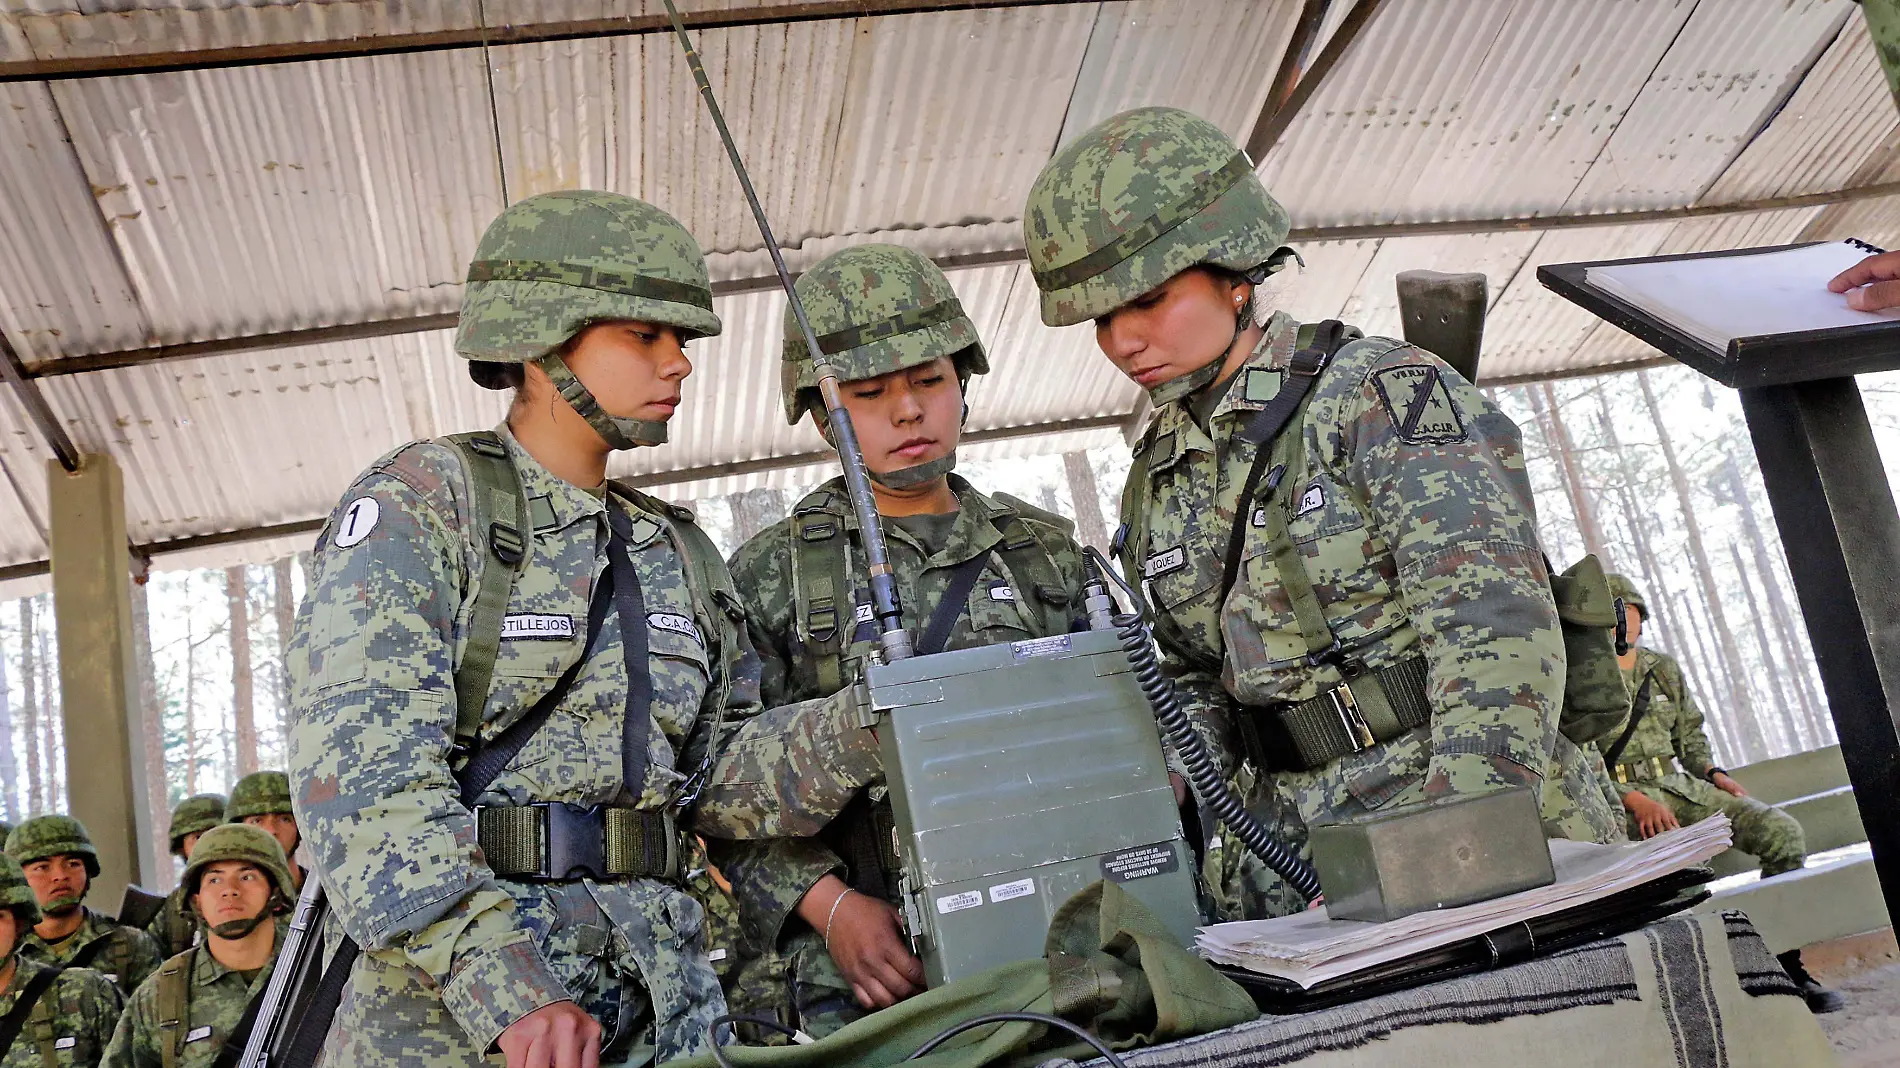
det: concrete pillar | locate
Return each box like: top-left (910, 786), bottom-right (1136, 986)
top-left (47, 454), bottom-right (152, 909)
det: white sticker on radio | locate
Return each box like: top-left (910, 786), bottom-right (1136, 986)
top-left (988, 878), bottom-right (1035, 903)
top-left (935, 890), bottom-right (983, 915)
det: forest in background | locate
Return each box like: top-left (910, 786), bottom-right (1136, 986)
top-left (0, 358), bottom-right (1886, 887)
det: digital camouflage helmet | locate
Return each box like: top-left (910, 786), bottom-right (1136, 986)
top-left (167, 793), bottom-right (227, 857)
top-left (227, 771), bottom-right (293, 821)
top-left (782, 244), bottom-right (987, 487)
top-left (1023, 107), bottom-right (1296, 404)
top-left (183, 824), bottom-right (296, 940)
top-left (0, 855), bottom-right (40, 960)
top-left (1606, 573), bottom-right (1647, 621)
top-left (5, 814), bottom-right (100, 880)
top-left (456, 189), bottom-right (723, 449)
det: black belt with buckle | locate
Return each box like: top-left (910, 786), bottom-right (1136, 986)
top-left (1237, 656), bottom-right (1434, 772)
top-left (477, 802), bottom-right (678, 882)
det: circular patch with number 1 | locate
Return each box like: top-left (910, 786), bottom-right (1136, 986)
top-left (333, 496), bottom-right (382, 547)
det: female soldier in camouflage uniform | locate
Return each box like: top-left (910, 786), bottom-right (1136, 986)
top-left (287, 190), bottom-right (759, 1068)
top-left (145, 796), bottom-right (224, 957)
top-left (1020, 108), bottom-right (1622, 918)
top-left (103, 824), bottom-right (295, 1068)
top-left (0, 854), bottom-right (122, 1067)
top-left (707, 244), bottom-right (1094, 1037)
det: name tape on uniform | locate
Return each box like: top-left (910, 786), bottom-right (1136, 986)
top-left (501, 614), bottom-right (574, 641)
top-left (648, 612), bottom-right (703, 644)
top-left (936, 890), bottom-right (983, 915)
top-left (1143, 546), bottom-right (1187, 578)
top-left (55, 1037), bottom-right (78, 1050)
top-left (989, 583), bottom-right (1016, 602)
top-left (1296, 482), bottom-right (1325, 517)
top-left (185, 1027), bottom-right (215, 1044)
top-left (332, 496), bottom-right (381, 548)
top-left (988, 878), bottom-right (1035, 904)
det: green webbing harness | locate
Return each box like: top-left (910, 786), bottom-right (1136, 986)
top-left (446, 431), bottom-right (531, 761)
top-left (789, 488), bottom-right (1072, 697)
top-left (156, 948), bottom-right (193, 1068)
top-left (0, 965), bottom-right (63, 1068)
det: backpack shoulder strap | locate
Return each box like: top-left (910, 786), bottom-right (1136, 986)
top-left (64, 930), bottom-right (111, 972)
top-left (156, 948), bottom-right (194, 1068)
top-left (0, 965), bottom-right (63, 1064)
top-left (987, 495), bottom-right (1077, 634)
top-left (1602, 671), bottom-right (1656, 768)
top-left (787, 489), bottom-right (852, 695)
top-left (443, 431), bottom-right (530, 759)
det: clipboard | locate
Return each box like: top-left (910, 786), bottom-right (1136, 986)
top-left (1537, 241), bottom-right (1900, 388)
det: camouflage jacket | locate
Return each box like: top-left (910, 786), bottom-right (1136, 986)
top-left (705, 476), bottom-right (1090, 949)
top-left (100, 937), bottom-right (277, 1068)
top-left (141, 889), bottom-right (196, 960)
top-left (18, 912), bottom-right (161, 999)
top-left (1119, 312), bottom-right (1565, 826)
top-left (0, 958), bottom-right (123, 1068)
top-left (287, 426), bottom-right (759, 1053)
top-left (1602, 648), bottom-right (1717, 780)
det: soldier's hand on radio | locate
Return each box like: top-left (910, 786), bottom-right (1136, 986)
top-left (1622, 791), bottom-right (1680, 839)
top-left (496, 1000), bottom-right (601, 1068)
top-left (820, 886), bottom-right (924, 1009)
top-left (1829, 249), bottom-right (1900, 311)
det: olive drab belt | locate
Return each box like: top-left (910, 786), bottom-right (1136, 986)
top-left (1612, 756), bottom-right (1678, 785)
top-left (1236, 656), bottom-right (1433, 773)
top-left (477, 803), bottom-right (680, 882)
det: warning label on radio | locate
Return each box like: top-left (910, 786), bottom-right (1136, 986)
top-left (936, 891), bottom-right (983, 915)
top-left (1101, 844), bottom-right (1179, 883)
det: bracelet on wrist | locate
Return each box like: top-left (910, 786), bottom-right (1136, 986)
top-left (823, 888), bottom-right (855, 947)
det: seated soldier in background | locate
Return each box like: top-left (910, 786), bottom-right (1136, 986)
top-left (5, 818), bottom-right (160, 998)
top-left (0, 854), bottom-right (123, 1067)
top-left (103, 825), bottom-right (293, 1068)
top-left (145, 796), bottom-right (225, 957)
top-left (1599, 574), bottom-right (1841, 1013)
top-left (222, 774), bottom-right (301, 890)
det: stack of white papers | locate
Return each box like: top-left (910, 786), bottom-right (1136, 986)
top-left (1198, 815), bottom-right (1732, 989)
top-left (1583, 240), bottom-right (1900, 351)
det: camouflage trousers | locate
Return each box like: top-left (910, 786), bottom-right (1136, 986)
top-left (774, 928), bottom-right (871, 1040)
top-left (314, 879), bottom-right (723, 1067)
top-left (1627, 774), bottom-right (1806, 876)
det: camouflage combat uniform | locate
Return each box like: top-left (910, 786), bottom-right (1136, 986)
top-left (1605, 647), bottom-right (1805, 874)
top-left (1021, 108), bottom-right (1622, 917)
top-left (147, 795), bottom-right (225, 958)
top-left (699, 244), bottom-right (1095, 1038)
top-left (287, 191), bottom-right (757, 1066)
top-left (8, 817), bottom-right (162, 1000)
top-left (102, 825), bottom-right (296, 1068)
top-left (0, 854), bottom-right (124, 1068)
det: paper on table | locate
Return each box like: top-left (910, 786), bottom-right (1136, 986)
top-left (1198, 814), bottom-right (1731, 988)
top-left (1583, 241), bottom-right (1900, 351)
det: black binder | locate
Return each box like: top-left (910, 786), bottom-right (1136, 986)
top-left (1537, 240), bottom-right (1900, 388)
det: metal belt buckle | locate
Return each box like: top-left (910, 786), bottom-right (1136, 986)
top-left (1326, 681), bottom-right (1375, 752)
top-left (541, 802), bottom-right (608, 881)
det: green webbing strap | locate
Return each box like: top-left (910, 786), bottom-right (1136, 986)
top-left (447, 432), bottom-right (530, 758)
top-left (991, 510), bottom-right (1073, 635)
top-left (476, 806), bottom-right (678, 879)
top-left (1602, 672), bottom-right (1656, 769)
top-left (1237, 657), bottom-right (1433, 772)
top-left (0, 966), bottom-right (62, 1068)
top-left (1257, 409), bottom-right (1339, 662)
top-left (157, 949), bottom-right (192, 1068)
top-left (465, 260), bottom-right (714, 312)
top-left (800, 298), bottom-right (966, 358)
top-left (791, 500), bottom-right (849, 696)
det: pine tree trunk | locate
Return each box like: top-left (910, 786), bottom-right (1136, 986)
top-left (184, 614), bottom-right (199, 797)
top-left (1636, 372), bottom-right (1767, 761)
top-left (20, 599), bottom-right (41, 813)
top-left (1062, 452), bottom-right (1111, 553)
top-left (1723, 453), bottom-right (1831, 748)
top-left (1529, 383), bottom-right (1608, 560)
top-left (228, 566), bottom-right (258, 776)
top-left (1729, 541), bottom-right (1799, 753)
top-left (728, 488), bottom-right (786, 545)
top-left (132, 580), bottom-right (173, 888)
top-left (37, 612), bottom-right (59, 809)
top-left (1594, 399), bottom-right (1683, 655)
top-left (1666, 586), bottom-right (1741, 764)
top-left (0, 611), bottom-right (15, 821)
top-left (273, 556), bottom-right (297, 749)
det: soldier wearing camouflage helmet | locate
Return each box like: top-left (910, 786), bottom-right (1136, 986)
top-left (145, 795), bottom-right (226, 957)
top-left (287, 189), bottom-right (760, 1068)
top-left (1020, 107), bottom-right (1623, 918)
top-left (1595, 575), bottom-right (1840, 1011)
top-left (0, 853), bottom-right (124, 1067)
top-left (102, 825), bottom-right (294, 1068)
top-left (695, 243), bottom-right (1096, 1037)
top-left (6, 818), bottom-right (161, 998)
top-left (223, 774), bottom-right (301, 890)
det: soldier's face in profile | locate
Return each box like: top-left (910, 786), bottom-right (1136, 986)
top-left (179, 831), bottom-right (205, 860)
top-left (194, 862), bottom-right (272, 933)
top-left (242, 813), bottom-right (300, 860)
top-left (836, 357), bottom-right (962, 476)
top-left (22, 855), bottom-right (87, 915)
top-left (0, 910), bottom-right (15, 961)
top-left (1624, 604), bottom-right (1644, 646)
top-left (552, 320), bottom-right (693, 429)
top-left (1092, 268), bottom-right (1247, 390)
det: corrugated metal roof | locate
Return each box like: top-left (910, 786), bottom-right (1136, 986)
top-left (3, 0), bottom-right (1898, 574)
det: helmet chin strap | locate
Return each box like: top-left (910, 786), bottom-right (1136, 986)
top-left (40, 894), bottom-right (83, 917)
top-left (871, 451), bottom-right (957, 489)
top-left (1145, 281), bottom-right (1255, 407)
top-left (539, 352), bottom-right (669, 449)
